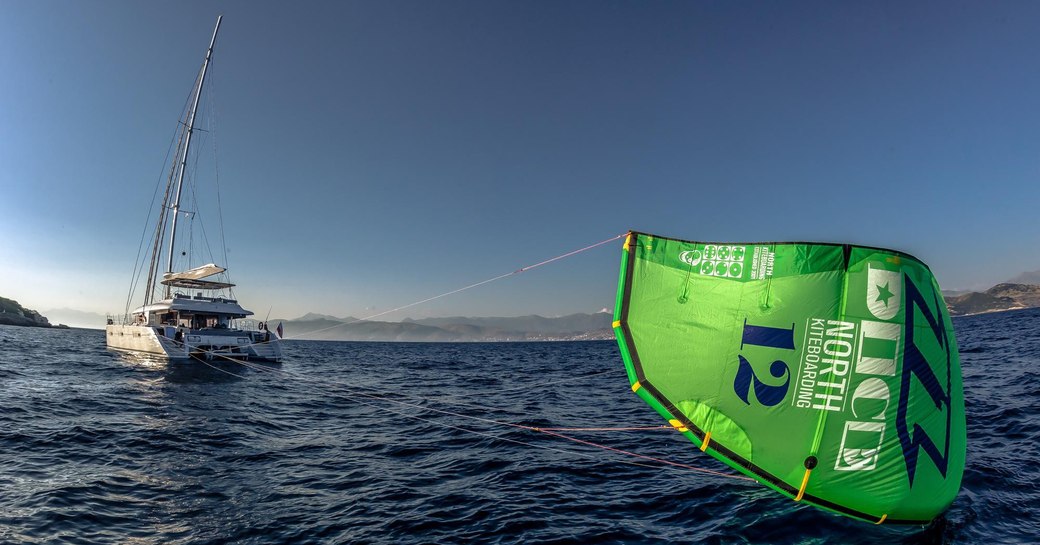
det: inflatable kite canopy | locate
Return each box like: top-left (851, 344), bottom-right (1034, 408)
top-left (613, 231), bottom-right (965, 524)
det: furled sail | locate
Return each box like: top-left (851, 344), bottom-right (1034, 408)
top-left (612, 231), bottom-right (965, 524)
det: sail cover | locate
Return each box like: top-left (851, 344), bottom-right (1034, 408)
top-left (613, 231), bottom-right (965, 524)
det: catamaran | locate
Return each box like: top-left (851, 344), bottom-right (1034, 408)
top-left (106, 16), bottom-right (282, 363)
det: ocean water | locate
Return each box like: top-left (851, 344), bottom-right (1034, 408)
top-left (0, 309), bottom-right (1037, 544)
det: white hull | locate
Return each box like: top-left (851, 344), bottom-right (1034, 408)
top-left (106, 324), bottom-right (282, 362)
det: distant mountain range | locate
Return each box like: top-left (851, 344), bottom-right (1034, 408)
top-left (269, 312), bottom-right (615, 342)
top-left (41, 308), bottom-right (107, 330)
top-left (7, 268), bottom-right (1040, 335)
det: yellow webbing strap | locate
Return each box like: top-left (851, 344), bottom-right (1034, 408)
top-left (699, 431), bottom-right (712, 452)
top-left (631, 381), bottom-right (641, 393)
top-left (612, 320), bottom-right (621, 329)
top-left (668, 419), bottom-right (688, 433)
top-left (794, 469), bottom-right (812, 502)
top-left (875, 514), bottom-right (888, 525)
top-left (623, 233), bottom-right (633, 250)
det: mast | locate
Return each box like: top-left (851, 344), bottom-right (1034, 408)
top-left (164, 15), bottom-right (222, 298)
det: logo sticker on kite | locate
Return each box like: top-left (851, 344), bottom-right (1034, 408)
top-left (680, 245), bottom-right (748, 279)
top-left (867, 265), bottom-right (902, 320)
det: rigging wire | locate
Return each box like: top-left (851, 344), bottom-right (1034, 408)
top-left (136, 78), bottom-right (199, 308)
top-left (122, 124), bottom-right (180, 319)
top-left (123, 85), bottom-right (197, 318)
top-left (186, 111), bottom-right (218, 271)
top-left (209, 79), bottom-right (232, 290)
top-left (144, 125), bottom-right (184, 305)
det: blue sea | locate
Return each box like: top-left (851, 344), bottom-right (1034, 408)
top-left (1, 309), bottom-right (1037, 544)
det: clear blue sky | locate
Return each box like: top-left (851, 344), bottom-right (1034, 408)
top-left (1, 1), bottom-right (1038, 322)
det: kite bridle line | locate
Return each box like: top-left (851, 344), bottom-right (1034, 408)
top-left (272, 232), bottom-right (630, 342)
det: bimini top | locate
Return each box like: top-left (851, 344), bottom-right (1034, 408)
top-left (134, 295), bottom-right (252, 318)
top-left (613, 231), bottom-right (965, 525)
top-left (161, 263), bottom-right (234, 290)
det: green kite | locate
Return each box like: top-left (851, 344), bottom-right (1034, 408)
top-left (613, 231), bottom-right (965, 524)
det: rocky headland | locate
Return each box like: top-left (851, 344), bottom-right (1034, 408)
top-left (945, 283), bottom-right (1040, 316)
top-left (0, 297), bottom-right (65, 328)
